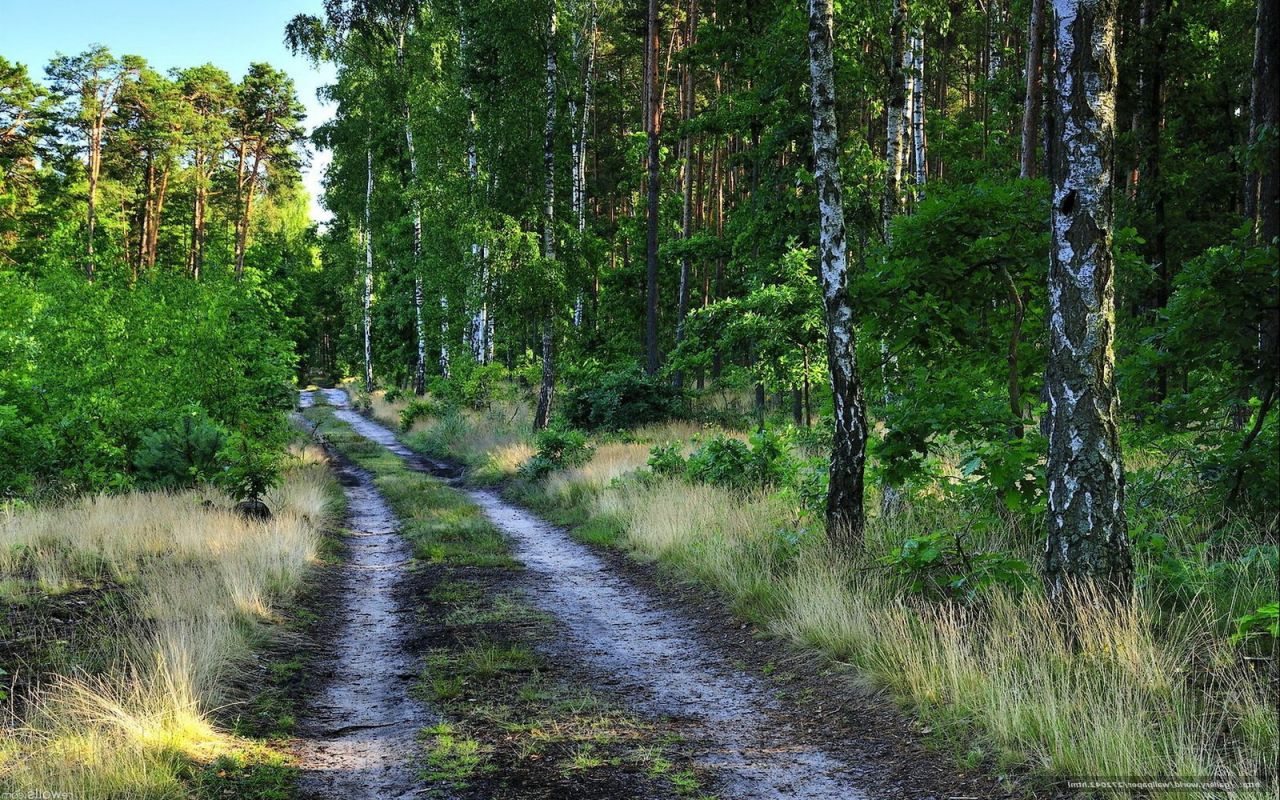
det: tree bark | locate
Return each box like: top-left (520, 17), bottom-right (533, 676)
top-left (534, 4), bottom-right (559, 431)
top-left (673, 0), bottom-right (698, 389)
top-left (883, 0), bottom-right (910, 242)
top-left (363, 143), bottom-right (375, 392)
top-left (1247, 0), bottom-right (1279, 396)
top-left (1020, 0), bottom-right (1045, 178)
top-left (400, 33), bottom-right (428, 396)
top-left (644, 0), bottom-right (662, 375)
top-left (1044, 0), bottom-right (1132, 603)
top-left (807, 0), bottom-right (870, 548)
top-left (910, 26), bottom-right (926, 200)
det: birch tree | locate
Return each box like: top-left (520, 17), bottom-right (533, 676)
top-left (1043, 0), bottom-right (1132, 602)
top-left (882, 0), bottom-right (910, 242)
top-left (807, 0), bottom-right (870, 546)
top-left (909, 26), bottom-right (925, 200)
top-left (533, 3), bottom-right (559, 431)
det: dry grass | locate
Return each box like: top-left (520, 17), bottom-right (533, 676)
top-left (590, 473), bottom-right (1276, 796)
top-left (0, 449), bottom-right (337, 797)
top-left (544, 442), bottom-right (651, 498)
top-left (778, 543), bottom-right (1276, 794)
top-left (596, 479), bottom-right (791, 617)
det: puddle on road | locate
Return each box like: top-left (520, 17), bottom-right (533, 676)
top-left (314, 389), bottom-right (869, 800)
top-left (293, 390), bottom-right (434, 800)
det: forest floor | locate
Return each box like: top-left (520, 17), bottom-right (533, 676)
top-left (294, 388), bottom-right (1012, 800)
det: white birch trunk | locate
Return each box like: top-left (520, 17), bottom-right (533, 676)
top-left (883, 0), bottom-right (910, 243)
top-left (1044, 0), bottom-right (1132, 602)
top-left (911, 28), bottom-right (926, 199)
top-left (534, 5), bottom-right (558, 431)
top-left (808, 0), bottom-right (869, 546)
top-left (363, 144), bottom-right (375, 392)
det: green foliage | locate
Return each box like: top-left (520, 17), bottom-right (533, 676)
top-left (132, 412), bottom-right (228, 489)
top-left (1230, 602), bottom-right (1279, 647)
top-left (461, 363), bottom-right (511, 410)
top-left (956, 433), bottom-right (1047, 513)
top-left (520, 428), bottom-right (594, 481)
top-left (684, 429), bottom-right (795, 493)
top-left (646, 442), bottom-right (686, 477)
top-left (217, 432), bottom-right (281, 502)
top-left (0, 268), bottom-right (296, 497)
top-left (880, 528), bottom-right (1033, 602)
top-left (562, 367), bottom-right (687, 432)
top-left (400, 399), bottom-right (436, 431)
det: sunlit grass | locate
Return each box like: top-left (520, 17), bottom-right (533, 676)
top-left (0, 448), bottom-right (337, 797)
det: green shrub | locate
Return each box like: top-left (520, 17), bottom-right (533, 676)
top-left (647, 442), bottom-right (686, 477)
top-left (133, 413), bottom-right (228, 489)
top-left (383, 387), bottom-right (406, 403)
top-left (520, 428), bottom-right (593, 480)
top-left (880, 528), bottom-right (1033, 602)
top-left (684, 429), bottom-right (794, 492)
top-left (400, 399), bottom-right (436, 431)
top-left (217, 432), bottom-right (281, 502)
top-left (461, 363), bottom-right (509, 409)
top-left (562, 368), bottom-right (687, 431)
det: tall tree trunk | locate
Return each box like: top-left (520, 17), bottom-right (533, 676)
top-left (571, 0), bottom-right (596, 329)
top-left (1044, 0), bottom-right (1132, 603)
top-left (147, 165), bottom-right (169, 271)
top-left (673, 0), bottom-right (698, 389)
top-left (86, 123), bottom-right (101, 280)
top-left (363, 144), bottom-right (375, 392)
top-left (1133, 0), bottom-right (1169, 402)
top-left (910, 26), bottom-right (926, 199)
top-left (234, 147), bottom-right (260, 280)
top-left (1247, 0), bottom-right (1279, 395)
top-left (1019, 0), bottom-right (1046, 178)
top-left (807, 0), bottom-right (869, 548)
top-left (400, 34), bottom-right (428, 396)
top-left (883, 0), bottom-right (910, 242)
top-left (190, 151), bottom-right (206, 280)
top-left (644, 0), bottom-right (662, 375)
top-left (534, 4), bottom-right (559, 431)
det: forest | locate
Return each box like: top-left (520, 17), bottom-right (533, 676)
top-left (0, 0), bottom-right (1276, 797)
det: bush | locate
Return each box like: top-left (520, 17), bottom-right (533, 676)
top-left (217, 432), bottom-right (281, 502)
top-left (133, 413), bottom-right (227, 489)
top-left (562, 368), bottom-right (687, 431)
top-left (383, 387), bottom-right (406, 403)
top-left (684, 429), bottom-right (795, 492)
top-left (461, 363), bottom-right (510, 409)
top-left (400, 399), bottom-right (436, 431)
top-left (647, 442), bottom-right (686, 477)
top-left (880, 527), bottom-right (1033, 602)
top-left (520, 428), bottom-right (593, 481)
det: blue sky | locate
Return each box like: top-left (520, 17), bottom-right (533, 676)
top-left (0, 0), bottom-right (336, 220)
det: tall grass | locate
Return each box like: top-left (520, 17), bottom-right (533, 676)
top-left (0, 447), bottom-right (336, 797)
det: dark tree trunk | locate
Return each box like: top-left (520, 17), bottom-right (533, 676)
top-left (644, 0), bottom-right (662, 376)
top-left (1019, 0), bottom-right (1046, 178)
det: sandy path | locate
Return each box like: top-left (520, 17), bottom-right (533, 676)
top-left (293, 390), bottom-right (434, 800)
top-left (322, 388), bottom-right (872, 800)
